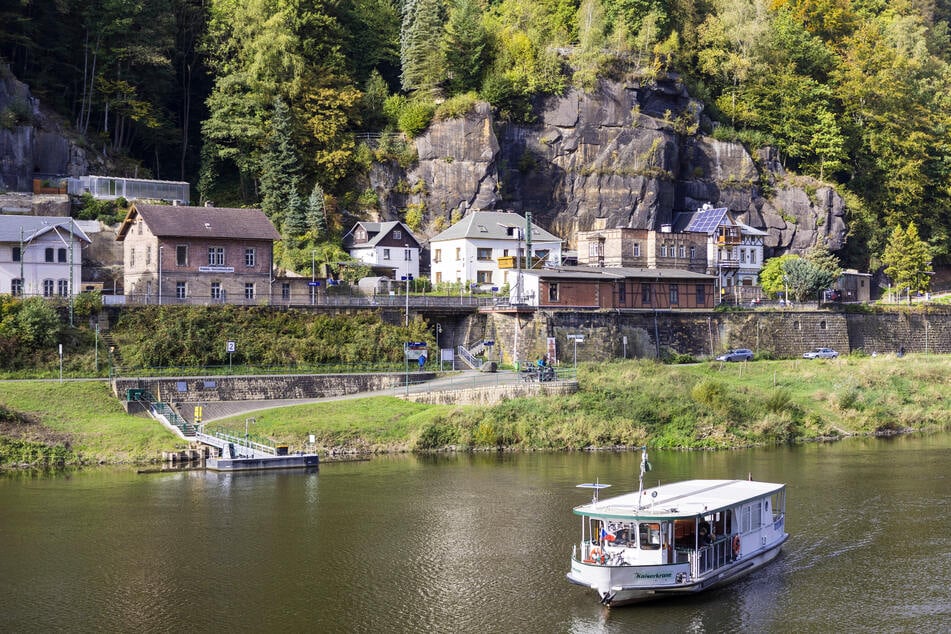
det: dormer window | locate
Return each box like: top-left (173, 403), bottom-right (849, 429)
top-left (393, 229), bottom-right (402, 240)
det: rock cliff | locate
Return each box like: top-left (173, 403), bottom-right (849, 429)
top-left (369, 77), bottom-right (847, 256)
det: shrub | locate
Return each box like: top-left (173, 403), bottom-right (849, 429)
top-left (397, 100), bottom-right (436, 138)
top-left (435, 92), bottom-right (478, 120)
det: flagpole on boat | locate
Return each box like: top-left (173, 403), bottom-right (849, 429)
top-left (636, 446), bottom-right (651, 511)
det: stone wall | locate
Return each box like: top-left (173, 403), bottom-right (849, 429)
top-left (402, 380), bottom-right (578, 406)
top-left (471, 308), bottom-right (951, 363)
top-left (113, 372), bottom-right (433, 404)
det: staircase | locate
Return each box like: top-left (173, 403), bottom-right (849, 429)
top-left (128, 390), bottom-right (196, 437)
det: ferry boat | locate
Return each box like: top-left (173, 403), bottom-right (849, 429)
top-left (567, 448), bottom-right (788, 606)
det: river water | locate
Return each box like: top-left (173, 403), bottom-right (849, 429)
top-left (1, 434), bottom-right (948, 633)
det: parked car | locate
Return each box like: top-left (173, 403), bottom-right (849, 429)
top-left (803, 347), bottom-right (839, 359)
top-left (715, 348), bottom-right (754, 362)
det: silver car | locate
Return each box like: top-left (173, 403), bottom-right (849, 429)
top-left (716, 348), bottom-right (754, 362)
top-left (803, 347), bottom-right (838, 359)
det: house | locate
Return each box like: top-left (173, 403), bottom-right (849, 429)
top-left (116, 203), bottom-right (280, 304)
top-left (515, 266), bottom-right (716, 309)
top-left (673, 204), bottom-right (766, 300)
top-left (342, 221), bottom-right (421, 281)
top-left (576, 227), bottom-right (708, 272)
top-left (835, 269), bottom-right (873, 303)
top-left (428, 210), bottom-right (562, 289)
top-left (0, 215), bottom-right (90, 298)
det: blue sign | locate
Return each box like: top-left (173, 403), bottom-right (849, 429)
top-left (308, 281), bottom-right (321, 287)
top-left (483, 340), bottom-right (495, 346)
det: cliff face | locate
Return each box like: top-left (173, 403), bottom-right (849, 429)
top-left (370, 77), bottom-right (847, 255)
top-left (0, 70), bottom-right (90, 192)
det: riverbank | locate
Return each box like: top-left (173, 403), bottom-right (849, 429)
top-left (1, 355), bottom-right (949, 467)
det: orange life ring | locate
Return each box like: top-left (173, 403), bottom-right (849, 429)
top-left (732, 535), bottom-right (741, 557)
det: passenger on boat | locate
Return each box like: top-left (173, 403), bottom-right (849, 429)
top-left (698, 525), bottom-right (713, 545)
top-left (614, 528), bottom-right (630, 545)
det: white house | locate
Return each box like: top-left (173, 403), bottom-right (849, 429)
top-left (0, 215), bottom-right (90, 298)
top-left (342, 221), bottom-right (421, 281)
top-left (428, 210), bottom-right (562, 289)
top-left (673, 205), bottom-right (766, 298)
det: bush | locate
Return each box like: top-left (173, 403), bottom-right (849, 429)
top-left (397, 100), bottom-right (436, 138)
top-left (435, 92), bottom-right (478, 120)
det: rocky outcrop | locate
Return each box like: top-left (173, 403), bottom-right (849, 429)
top-left (0, 68), bottom-right (89, 192)
top-left (369, 76), bottom-right (849, 256)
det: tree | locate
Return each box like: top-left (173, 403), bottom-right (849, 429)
top-left (758, 254), bottom-right (800, 297)
top-left (283, 189), bottom-right (307, 238)
top-left (15, 298), bottom-right (61, 350)
top-left (809, 107), bottom-right (847, 181)
top-left (306, 182), bottom-right (328, 238)
top-left (401, 0), bottom-right (448, 93)
top-left (780, 250), bottom-right (838, 304)
top-left (259, 97), bottom-right (302, 228)
top-left (882, 222), bottom-right (933, 299)
top-left (572, 0), bottom-right (609, 90)
top-left (443, 0), bottom-right (489, 95)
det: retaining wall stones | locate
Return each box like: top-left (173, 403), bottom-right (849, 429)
top-left (402, 380), bottom-right (578, 406)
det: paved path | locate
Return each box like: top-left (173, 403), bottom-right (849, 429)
top-left (195, 370), bottom-right (526, 423)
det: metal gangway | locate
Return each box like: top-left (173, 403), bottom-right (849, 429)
top-left (194, 427), bottom-right (278, 459)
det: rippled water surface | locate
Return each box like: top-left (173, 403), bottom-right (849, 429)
top-left (1, 434), bottom-right (949, 632)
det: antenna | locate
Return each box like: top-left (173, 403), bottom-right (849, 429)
top-left (636, 446), bottom-right (652, 511)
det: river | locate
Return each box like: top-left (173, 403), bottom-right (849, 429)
top-left (1, 434), bottom-right (948, 633)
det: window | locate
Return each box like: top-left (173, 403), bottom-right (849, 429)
top-left (679, 245), bottom-right (686, 258)
top-left (208, 247), bottom-right (224, 266)
top-left (176, 282), bottom-right (187, 299)
top-left (548, 282), bottom-right (559, 302)
top-left (642, 284), bottom-right (652, 304)
top-left (750, 250), bottom-right (756, 264)
top-left (245, 248), bottom-right (256, 267)
top-left (633, 243), bottom-right (641, 257)
top-left (435, 272), bottom-right (442, 284)
top-left (535, 249), bottom-right (550, 261)
top-left (404, 249), bottom-right (412, 261)
top-left (383, 248), bottom-right (390, 260)
top-left (282, 283), bottom-right (290, 300)
top-left (477, 270), bottom-right (493, 284)
top-left (146, 246), bottom-right (151, 266)
top-left (696, 285), bottom-right (706, 305)
top-left (245, 283), bottom-right (255, 300)
top-left (455, 247), bottom-right (461, 261)
top-left (45, 248), bottom-right (54, 262)
top-left (130, 248), bottom-right (135, 268)
top-left (740, 250), bottom-right (746, 264)
top-left (393, 229), bottom-right (402, 240)
top-left (434, 249), bottom-right (442, 263)
top-left (690, 246), bottom-right (696, 259)
top-left (477, 248), bottom-right (492, 260)
top-left (618, 283), bottom-right (626, 304)
top-left (12, 246), bottom-right (21, 262)
top-left (639, 523), bottom-right (661, 550)
top-left (660, 245), bottom-right (667, 257)
top-left (43, 279), bottom-right (54, 296)
top-left (176, 245), bottom-right (188, 266)
top-left (137, 220), bottom-right (142, 235)
top-left (669, 284), bottom-right (679, 305)
top-left (58, 248), bottom-right (67, 263)
top-left (58, 279), bottom-right (69, 296)
top-left (211, 282), bottom-right (222, 300)
top-left (11, 278), bottom-right (23, 296)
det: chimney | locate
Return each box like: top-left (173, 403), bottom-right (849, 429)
top-left (661, 224), bottom-right (672, 233)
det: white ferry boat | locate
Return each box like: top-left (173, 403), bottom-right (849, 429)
top-left (567, 449), bottom-right (788, 606)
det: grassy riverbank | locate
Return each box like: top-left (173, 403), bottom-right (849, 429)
top-left (1, 355), bottom-right (949, 467)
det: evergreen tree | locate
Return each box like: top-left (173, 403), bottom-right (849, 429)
top-left (307, 182), bottom-right (328, 238)
top-left (401, 0), bottom-right (448, 93)
top-left (259, 97), bottom-right (302, 228)
top-left (283, 188), bottom-right (308, 238)
top-left (443, 0), bottom-right (489, 95)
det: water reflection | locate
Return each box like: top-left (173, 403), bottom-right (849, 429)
top-left (1, 435), bottom-right (949, 632)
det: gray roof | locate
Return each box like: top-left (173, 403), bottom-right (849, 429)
top-left (429, 210), bottom-right (562, 243)
top-left (0, 215), bottom-right (91, 244)
top-left (117, 204), bottom-right (280, 241)
top-left (522, 266), bottom-right (714, 281)
top-left (343, 221), bottom-right (420, 248)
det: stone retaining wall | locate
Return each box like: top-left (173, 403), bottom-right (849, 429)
top-left (114, 372), bottom-right (434, 405)
top-left (402, 380), bottom-right (578, 406)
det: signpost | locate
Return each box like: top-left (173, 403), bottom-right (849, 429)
top-left (227, 340), bottom-right (236, 373)
top-left (567, 334), bottom-right (584, 370)
top-left (308, 280), bottom-right (320, 305)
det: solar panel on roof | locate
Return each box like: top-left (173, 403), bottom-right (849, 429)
top-left (685, 207), bottom-right (728, 234)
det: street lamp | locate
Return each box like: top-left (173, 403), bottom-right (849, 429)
top-left (401, 274), bottom-right (413, 326)
top-left (311, 250), bottom-right (316, 305)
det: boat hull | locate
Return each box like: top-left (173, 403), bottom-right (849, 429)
top-left (567, 534), bottom-right (788, 606)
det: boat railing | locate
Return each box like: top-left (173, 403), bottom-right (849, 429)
top-left (693, 538), bottom-right (734, 577)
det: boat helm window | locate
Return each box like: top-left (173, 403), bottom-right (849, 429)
top-left (639, 523), bottom-right (662, 550)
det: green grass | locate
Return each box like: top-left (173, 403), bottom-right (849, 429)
top-left (0, 381), bottom-right (183, 466)
top-left (2, 355), bottom-right (949, 466)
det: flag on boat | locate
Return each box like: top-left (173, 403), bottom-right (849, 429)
top-left (600, 527), bottom-right (616, 542)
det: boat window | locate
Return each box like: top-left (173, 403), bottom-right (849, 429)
top-left (639, 523), bottom-right (662, 550)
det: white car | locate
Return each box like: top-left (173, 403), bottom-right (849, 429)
top-left (803, 348), bottom-right (838, 359)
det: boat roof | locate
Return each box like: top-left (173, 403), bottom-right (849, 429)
top-left (573, 479), bottom-right (785, 521)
